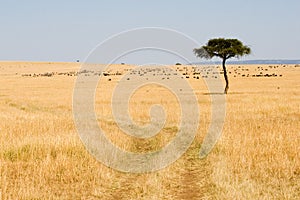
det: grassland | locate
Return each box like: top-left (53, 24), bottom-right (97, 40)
top-left (0, 61), bottom-right (299, 199)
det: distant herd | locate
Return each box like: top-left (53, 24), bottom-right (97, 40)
top-left (21, 64), bottom-right (300, 80)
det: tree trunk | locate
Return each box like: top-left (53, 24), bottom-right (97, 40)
top-left (222, 58), bottom-right (229, 94)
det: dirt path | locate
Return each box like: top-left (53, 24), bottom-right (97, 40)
top-left (174, 150), bottom-right (215, 200)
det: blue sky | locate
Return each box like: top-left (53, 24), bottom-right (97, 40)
top-left (0, 0), bottom-right (299, 63)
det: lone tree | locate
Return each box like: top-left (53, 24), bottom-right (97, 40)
top-left (194, 38), bottom-right (251, 94)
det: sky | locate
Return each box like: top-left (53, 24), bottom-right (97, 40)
top-left (0, 0), bottom-right (299, 64)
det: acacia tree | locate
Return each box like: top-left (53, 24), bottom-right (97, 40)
top-left (194, 38), bottom-right (251, 94)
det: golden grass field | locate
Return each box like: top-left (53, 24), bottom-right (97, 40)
top-left (0, 61), bottom-right (299, 199)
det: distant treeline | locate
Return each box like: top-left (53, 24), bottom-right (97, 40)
top-left (191, 60), bottom-right (300, 65)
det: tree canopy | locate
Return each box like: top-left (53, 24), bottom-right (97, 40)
top-left (193, 38), bottom-right (251, 60)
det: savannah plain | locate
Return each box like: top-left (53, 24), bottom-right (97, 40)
top-left (0, 61), bottom-right (299, 199)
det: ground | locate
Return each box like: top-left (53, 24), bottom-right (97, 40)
top-left (0, 62), bottom-right (299, 199)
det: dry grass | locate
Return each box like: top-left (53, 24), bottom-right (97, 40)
top-left (0, 62), bottom-right (299, 199)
